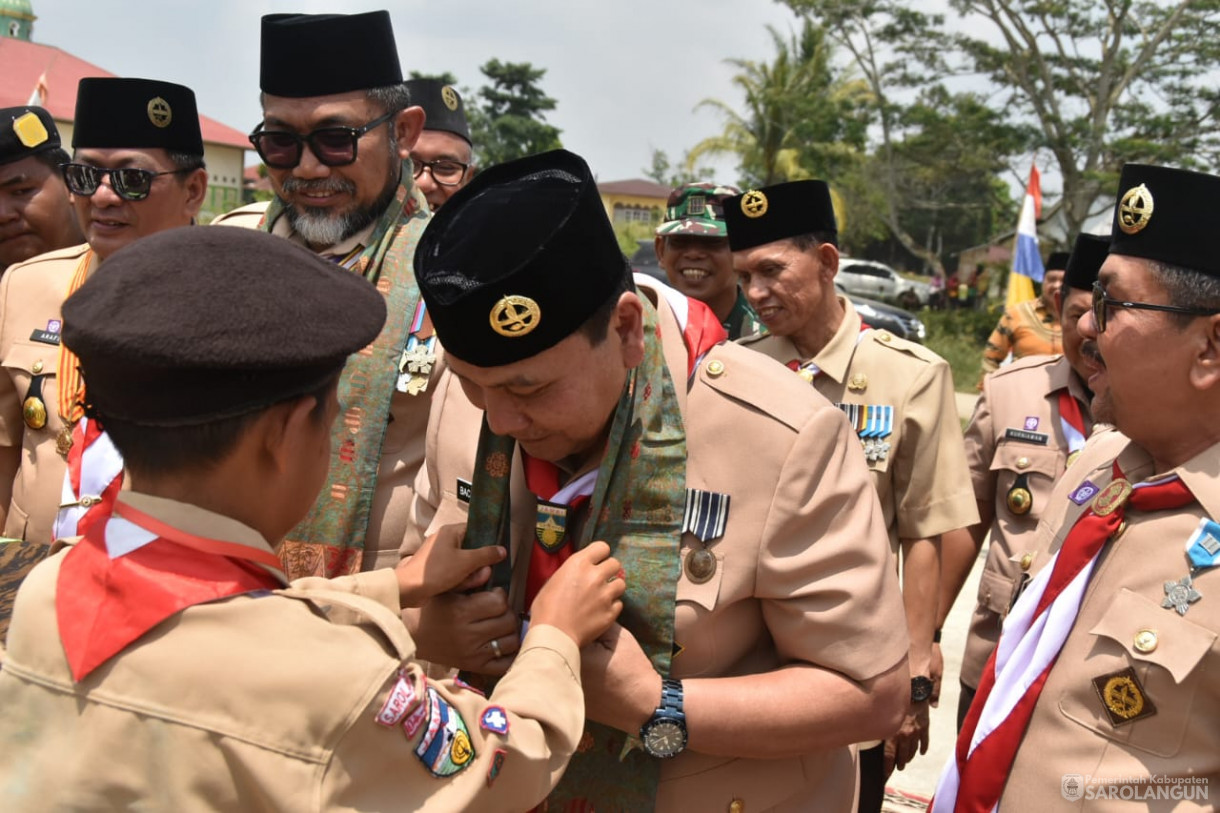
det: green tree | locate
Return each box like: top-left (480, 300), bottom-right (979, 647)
top-left (688, 21), bottom-right (871, 188)
top-left (467, 60), bottom-right (563, 167)
top-left (643, 148), bottom-right (715, 189)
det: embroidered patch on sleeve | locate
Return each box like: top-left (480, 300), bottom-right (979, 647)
top-left (375, 672), bottom-right (419, 726)
top-left (480, 705), bottom-right (510, 735)
top-left (487, 748), bottom-right (507, 786)
top-left (415, 687), bottom-right (476, 777)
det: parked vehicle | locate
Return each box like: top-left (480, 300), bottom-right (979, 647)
top-left (837, 259), bottom-right (931, 310)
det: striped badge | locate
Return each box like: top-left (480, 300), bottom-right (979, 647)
top-left (837, 403), bottom-right (894, 439)
top-left (683, 488), bottom-right (730, 542)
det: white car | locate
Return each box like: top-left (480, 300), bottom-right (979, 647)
top-left (837, 259), bottom-right (931, 310)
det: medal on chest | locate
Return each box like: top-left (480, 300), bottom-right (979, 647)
top-left (395, 301), bottom-right (437, 396)
top-left (837, 402), bottom-right (894, 463)
top-left (682, 488), bottom-right (730, 584)
top-left (1161, 517), bottom-right (1220, 616)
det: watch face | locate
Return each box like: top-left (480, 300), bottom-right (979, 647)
top-left (643, 719), bottom-right (687, 757)
top-left (911, 677), bottom-right (934, 703)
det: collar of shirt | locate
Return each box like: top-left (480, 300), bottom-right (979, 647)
top-left (806, 296), bottom-right (863, 385)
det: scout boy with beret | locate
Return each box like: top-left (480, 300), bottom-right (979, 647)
top-left (405, 77), bottom-right (476, 211)
top-left (938, 232), bottom-right (1108, 731)
top-left (0, 226), bottom-right (626, 810)
top-left (0, 78), bottom-right (207, 636)
top-left (934, 163), bottom-right (1220, 811)
top-left (409, 149), bottom-right (910, 811)
top-left (654, 182), bottom-right (762, 339)
top-left (0, 106), bottom-right (81, 272)
top-left (725, 180), bottom-right (977, 811)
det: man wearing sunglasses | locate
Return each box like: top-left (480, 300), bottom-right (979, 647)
top-left (404, 78), bottom-right (475, 211)
top-left (935, 232), bottom-right (1107, 736)
top-left (216, 11), bottom-right (440, 581)
top-left (932, 163), bottom-right (1220, 810)
top-left (0, 106), bottom-right (82, 274)
top-left (0, 78), bottom-right (206, 622)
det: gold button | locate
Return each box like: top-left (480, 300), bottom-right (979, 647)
top-left (32, 360), bottom-right (43, 374)
top-left (1133, 628), bottom-right (1158, 654)
top-left (1112, 519), bottom-right (1128, 541)
top-left (729, 800), bottom-right (745, 813)
top-left (706, 360), bottom-right (725, 377)
top-left (1016, 456), bottom-right (1031, 470)
top-left (1020, 553), bottom-right (1033, 571)
top-left (877, 331), bottom-right (891, 342)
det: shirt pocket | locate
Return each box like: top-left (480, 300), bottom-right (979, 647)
top-left (3, 340), bottom-right (60, 384)
top-left (990, 440), bottom-right (1061, 517)
top-left (673, 533), bottom-right (727, 677)
top-left (976, 567), bottom-right (1020, 617)
top-left (1058, 587), bottom-right (1216, 757)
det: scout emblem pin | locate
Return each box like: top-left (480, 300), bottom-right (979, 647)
top-left (535, 500), bottom-right (569, 552)
top-left (1091, 667), bottom-right (1156, 726)
top-left (490, 295), bottom-right (541, 337)
top-left (1006, 474), bottom-right (1033, 516)
top-left (740, 190), bottom-right (768, 218)
top-left (1118, 183), bottom-right (1154, 235)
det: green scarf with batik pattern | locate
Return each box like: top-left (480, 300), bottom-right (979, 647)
top-left (263, 163), bottom-right (430, 578)
top-left (464, 295), bottom-right (685, 809)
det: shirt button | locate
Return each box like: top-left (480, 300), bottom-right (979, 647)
top-left (1020, 553), bottom-right (1033, 571)
top-left (1133, 629), bottom-right (1158, 654)
top-left (706, 360), bottom-right (725, 377)
top-left (1016, 456), bottom-right (1031, 470)
top-left (32, 360), bottom-right (43, 374)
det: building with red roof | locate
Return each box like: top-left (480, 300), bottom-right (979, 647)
top-left (0, 0), bottom-right (249, 219)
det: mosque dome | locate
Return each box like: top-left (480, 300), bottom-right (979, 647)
top-left (0, 0), bottom-right (35, 41)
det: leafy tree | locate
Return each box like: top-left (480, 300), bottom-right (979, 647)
top-left (689, 21), bottom-right (871, 188)
top-left (407, 70), bottom-right (459, 85)
top-left (467, 60), bottom-right (563, 167)
top-left (643, 149), bottom-right (715, 189)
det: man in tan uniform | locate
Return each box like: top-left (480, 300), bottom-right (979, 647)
top-left (410, 150), bottom-right (910, 811)
top-left (215, 11), bottom-right (440, 577)
top-left (404, 78), bottom-right (476, 211)
top-left (0, 226), bottom-right (626, 810)
top-left (654, 182), bottom-right (763, 339)
top-left (933, 163), bottom-right (1220, 811)
top-left (938, 232), bottom-right (1108, 730)
top-left (0, 79), bottom-right (207, 635)
top-left (724, 180), bottom-right (977, 811)
top-left (977, 251), bottom-right (1067, 386)
top-left (0, 106), bottom-right (82, 273)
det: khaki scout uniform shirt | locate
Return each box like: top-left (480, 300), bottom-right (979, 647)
top-left (0, 493), bottom-right (585, 812)
top-left (741, 297), bottom-right (978, 554)
top-left (999, 429), bottom-right (1219, 811)
top-left (0, 243), bottom-right (96, 545)
top-left (413, 282), bottom-right (910, 812)
top-left (959, 354), bottom-right (1093, 688)
top-left (213, 201), bottom-right (440, 568)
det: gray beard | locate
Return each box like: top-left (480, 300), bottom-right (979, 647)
top-left (280, 166), bottom-right (401, 249)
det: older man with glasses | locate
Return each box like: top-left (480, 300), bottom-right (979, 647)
top-left (404, 78), bottom-right (476, 211)
top-left (214, 11), bottom-right (446, 582)
top-left (932, 163), bottom-right (1220, 810)
top-left (0, 77), bottom-right (207, 636)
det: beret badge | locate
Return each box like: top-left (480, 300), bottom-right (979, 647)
top-left (13, 112), bottom-right (48, 148)
top-left (442, 86), bottom-right (460, 112)
top-left (1118, 183), bottom-right (1154, 235)
top-left (740, 190), bottom-right (768, 219)
top-left (146, 97), bottom-right (172, 129)
top-left (490, 295), bottom-right (542, 338)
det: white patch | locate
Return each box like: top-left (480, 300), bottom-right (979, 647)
top-left (103, 516), bottom-right (159, 559)
top-left (376, 674), bottom-right (419, 726)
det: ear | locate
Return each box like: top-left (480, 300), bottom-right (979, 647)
top-left (818, 241), bottom-right (840, 280)
top-left (613, 291), bottom-right (646, 369)
top-left (654, 235), bottom-right (666, 266)
top-left (1189, 314), bottom-right (1220, 392)
top-left (260, 396), bottom-right (319, 476)
top-left (394, 106), bottom-right (426, 157)
top-left (182, 167), bottom-right (209, 220)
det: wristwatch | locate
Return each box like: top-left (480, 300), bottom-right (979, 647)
top-left (640, 678), bottom-right (688, 758)
top-left (911, 676), bottom-right (934, 704)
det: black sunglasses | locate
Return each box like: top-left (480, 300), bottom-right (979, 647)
top-left (1091, 280), bottom-right (1220, 333)
top-left (249, 111), bottom-right (396, 169)
top-left (61, 163), bottom-right (199, 202)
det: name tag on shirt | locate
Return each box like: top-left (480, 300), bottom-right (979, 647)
top-left (1004, 428), bottom-right (1049, 445)
top-left (456, 478), bottom-right (472, 504)
top-left (29, 329), bottom-right (60, 346)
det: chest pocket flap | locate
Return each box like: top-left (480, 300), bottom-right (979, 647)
top-left (1089, 587), bottom-right (1216, 684)
top-left (990, 439), bottom-right (1061, 478)
top-left (3, 340), bottom-right (60, 377)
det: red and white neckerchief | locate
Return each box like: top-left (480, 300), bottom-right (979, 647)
top-left (1057, 389), bottom-right (1088, 458)
top-left (53, 415), bottom-right (124, 542)
top-left (56, 499), bottom-right (284, 682)
top-left (931, 464), bottom-right (1194, 812)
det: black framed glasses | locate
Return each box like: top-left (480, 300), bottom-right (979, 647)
top-left (412, 157), bottom-right (469, 187)
top-left (249, 111), bottom-right (396, 169)
top-left (1091, 281), bottom-right (1220, 333)
top-left (61, 163), bottom-right (200, 202)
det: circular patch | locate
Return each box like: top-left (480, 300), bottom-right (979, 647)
top-left (451, 730), bottom-right (474, 765)
top-left (147, 97), bottom-right (172, 129)
top-left (441, 85), bottom-right (460, 111)
top-left (1118, 184), bottom-right (1154, 235)
top-left (22, 396), bottom-right (47, 430)
top-left (489, 295), bottom-right (541, 337)
top-left (1102, 675), bottom-right (1144, 719)
top-left (1007, 486), bottom-right (1032, 515)
top-left (740, 190), bottom-right (768, 218)
top-left (1090, 478), bottom-right (1132, 517)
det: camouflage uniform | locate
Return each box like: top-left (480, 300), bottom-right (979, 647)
top-left (656, 183), bottom-right (763, 339)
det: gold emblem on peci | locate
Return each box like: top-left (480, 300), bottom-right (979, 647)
top-left (441, 85), bottom-right (460, 111)
top-left (741, 190), bottom-right (768, 218)
top-left (1102, 675), bottom-right (1144, 720)
top-left (490, 295), bottom-right (541, 337)
top-left (1118, 183), bottom-right (1154, 234)
top-left (147, 97), bottom-right (173, 128)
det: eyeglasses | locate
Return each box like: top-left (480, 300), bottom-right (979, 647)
top-left (1091, 281), bottom-right (1220, 333)
top-left (61, 163), bottom-right (200, 202)
top-left (412, 157), bottom-right (469, 187)
top-left (249, 111), bottom-right (396, 169)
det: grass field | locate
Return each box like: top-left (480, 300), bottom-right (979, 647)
top-left (921, 306), bottom-right (999, 394)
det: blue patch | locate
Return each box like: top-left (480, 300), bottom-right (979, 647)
top-left (480, 705), bottom-right (510, 735)
top-left (1070, 480), bottom-right (1100, 505)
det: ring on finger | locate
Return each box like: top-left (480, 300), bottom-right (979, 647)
top-left (489, 638), bottom-right (502, 658)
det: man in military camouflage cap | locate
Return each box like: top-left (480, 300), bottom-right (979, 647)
top-left (655, 182), bottom-right (762, 339)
